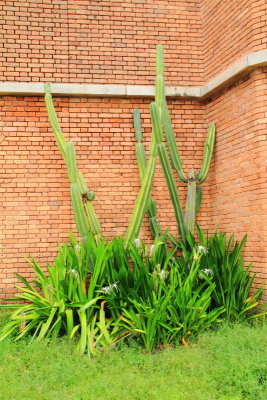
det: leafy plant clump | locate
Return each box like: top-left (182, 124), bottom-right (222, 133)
top-left (0, 231), bottom-right (265, 355)
top-left (181, 225), bottom-right (266, 321)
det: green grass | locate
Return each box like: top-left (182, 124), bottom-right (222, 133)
top-left (0, 312), bottom-right (266, 400)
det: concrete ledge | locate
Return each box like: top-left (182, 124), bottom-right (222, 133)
top-left (0, 82), bottom-right (45, 95)
top-left (0, 49), bottom-right (267, 100)
top-left (200, 49), bottom-right (267, 98)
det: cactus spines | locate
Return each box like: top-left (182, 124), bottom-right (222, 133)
top-left (195, 186), bottom-right (202, 215)
top-left (133, 109), bottom-right (143, 143)
top-left (84, 201), bottom-right (101, 235)
top-left (77, 172), bottom-right (88, 195)
top-left (156, 44), bottom-right (164, 76)
top-left (70, 183), bottom-right (89, 240)
top-left (134, 109), bottom-right (147, 182)
top-left (155, 75), bottom-right (165, 111)
top-left (66, 142), bottom-right (78, 184)
top-left (136, 144), bottom-right (147, 182)
top-left (150, 103), bottom-right (163, 144)
top-left (184, 169), bottom-right (196, 234)
top-left (162, 102), bottom-right (187, 183)
top-left (146, 198), bottom-right (161, 238)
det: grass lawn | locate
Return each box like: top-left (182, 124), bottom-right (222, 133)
top-left (0, 312), bottom-right (266, 400)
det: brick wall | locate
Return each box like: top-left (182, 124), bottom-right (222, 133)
top-left (201, 0), bottom-right (267, 81)
top-left (205, 69), bottom-right (267, 292)
top-left (0, 0), bottom-right (203, 86)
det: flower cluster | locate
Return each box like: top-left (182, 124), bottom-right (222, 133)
top-left (133, 238), bottom-right (141, 249)
top-left (67, 268), bottom-right (79, 279)
top-left (100, 282), bottom-right (119, 295)
top-left (193, 245), bottom-right (209, 261)
top-left (198, 268), bottom-right (214, 280)
top-left (196, 246), bottom-right (208, 255)
top-left (154, 264), bottom-right (168, 280)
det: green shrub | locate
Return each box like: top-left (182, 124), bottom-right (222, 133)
top-left (180, 226), bottom-right (266, 321)
top-left (1, 231), bottom-right (265, 354)
top-left (0, 234), bottom-right (122, 355)
top-left (98, 237), bottom-right (224, 352)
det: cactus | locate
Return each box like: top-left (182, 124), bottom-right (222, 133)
top-left (44, 85), bottom-right (101, 242)
top-left (128, 45), bottom-right (215, 245)
top-left (70, 182), bottom-right (89, 240)
top-left (44, 84), bottom-right (67, 161)
top-left (153, 44), bottom-right (215, 243)
top-left (195, 124), bottom-right (216, 184)
top-left (124, 104), bottom-right (159, 247)
top-left (133, 109), bottom-right (162, 238)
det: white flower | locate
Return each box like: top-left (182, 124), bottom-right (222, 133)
top-left (68, 268), bottom-right (79, 279)
top-left (100, 282), bottom-right (119, 295)
top-left (133, 238), bottom-right (141, 249)
top-left (112, 282), bottom-right (119, 291)
top-left (159, 270), bottom-right (168, 280)
top-left (202, 268), bottom-right (213, 276)
top-left (198, 268), bottom-right (214, 280)
top-left (197, 245), bottom-right (208, 255)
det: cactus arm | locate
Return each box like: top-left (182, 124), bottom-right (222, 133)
top-left (125, 103), bottom-right (161, 247)
top-left (154, 45), bottom-right (189, 242)
top-left (195, 186), bottom-right (202, 215)
top-left (77, 171), bottom-right (88, 195)
top-left (65, 142), bottom-right (101, 241)
top-left (84, 201), bottom-right (101, 237)
top-left (196, 124), bottom-right (216, 184)
top-left (146, 198), bottom-right (162, 238)
top-left (44, 84), bottom-right (102, 242)
top-left (133, 108), bottom-right (143, 143)
top-left (66, 142), bottom-right (89, 240)
top-left (136, 143), bottom-right (147, 182)
top-left (133, 108), bottom-right (162, 238)
top-left (70, 183), bottom-right (89, 241)
top-left (66, 142), bottom-right (79, 184)
top-left (155, 45), bottom-right (165, 112)
top-left (157, 142), bottom-right (189, 243)
top-left (155, 46), bottom-right (187, 183)
top-left (44, 84), bottom-right (67, 161)
top-left (162, 102), bottom-right (187, 183)
top-left (184, 169), bottom-right (196, 234)
top-left (133, 108), bottom-right (147, 180)
top-left (151, 101), bottom-right (189, 243)
top-left (124, 151), bottom-right (156, 247)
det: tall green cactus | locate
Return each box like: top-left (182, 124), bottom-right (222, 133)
top-left (124, 103), bottom-right (160, 247)
top-left (132, 45), bottom-right (215, 244)
top-left (157, 44), bottom-right (215, 242)
top-left (133, 109), bottom-right (162, 238)
top-left (44, 84), bottom-right (101, 243)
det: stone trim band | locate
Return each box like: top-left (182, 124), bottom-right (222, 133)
top-left (0, 50), bottom-right (267, 100)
